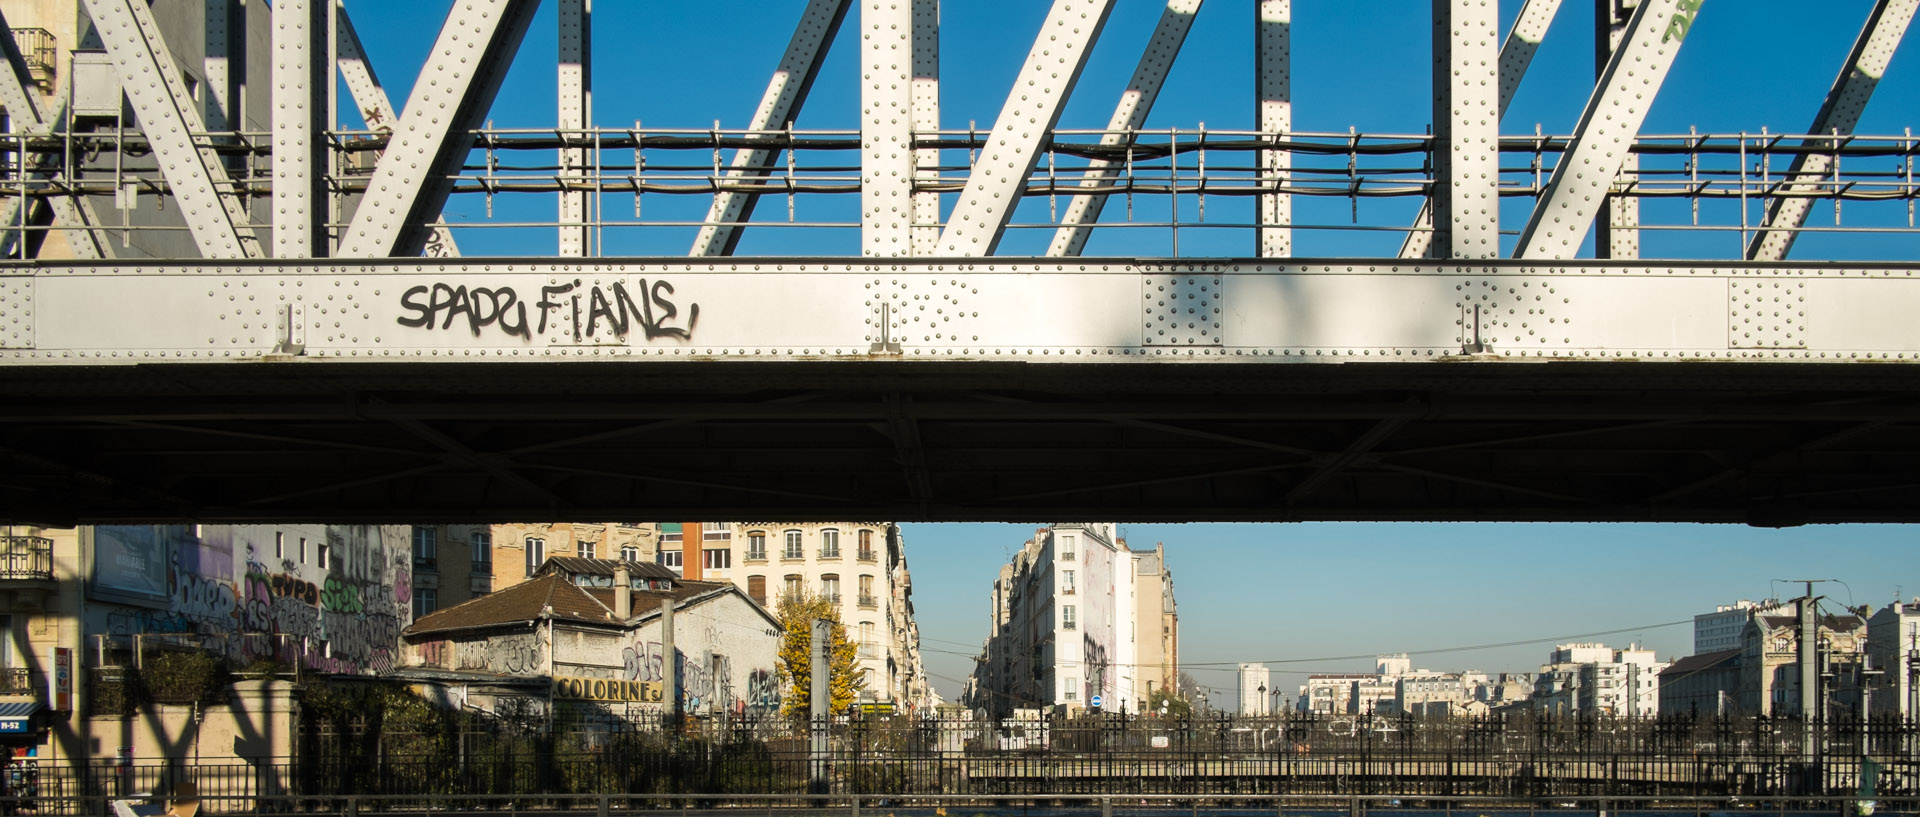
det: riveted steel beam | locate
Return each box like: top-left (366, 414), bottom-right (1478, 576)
top-left (273, 0), bottom-right (329, 258)
top-left (910, 0), bottom-right (941, 256)
top-left (5, 258), bottom-right (1918, 365)
top-left (1046, 0), bottom-right (1202, 257)
top-left (1514, 0), bottom-right (1700, 260)
top-left (1257, 0), bottom-right (1290, 258)
top-left (1429, 0), bottom-right (1501, 259)
top-left (1594, 0), bottom-right (1640, 259)
top-left (1748, 0), bottom-right (1918, 261)
top-left (0, 8), bottom-right (110, 260)
top-left (861, 0), bottom-right (914, 257)
top-left (83, 0), bottom-right (260, 258)
top-left (692, 0), bottom-right (850, 257)
top-left (935, 0), bottom-right (1115, 256)
top-left (557, 0), bottom-right (591, 256)
top-left (1400, 0), bottom-right (1561, 258)
top-left (334, 2), bottom-right (461, 258)
top-left (337, 0), bottom-right (537, 258)
top-left (203, 0), bottom-right (233, 131)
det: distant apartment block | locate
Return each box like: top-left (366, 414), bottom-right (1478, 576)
top-left (1694, 599), bottom-right (1788, 654)
top-left (1535, 643), bottom-right (1669, 717)
top-left (966, 525), bottom-right (1178, 718)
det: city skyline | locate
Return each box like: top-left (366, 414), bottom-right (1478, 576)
top-left (902, 521), bottom-right (1914, 707)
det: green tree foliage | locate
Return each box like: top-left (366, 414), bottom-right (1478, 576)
top-left (1147, 686), bottom-right (1192, 719)
top-left (773, 593), bottom-right (865, 717)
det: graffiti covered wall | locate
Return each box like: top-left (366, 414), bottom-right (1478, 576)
top-left (90, 524), bottom-right (413, 674)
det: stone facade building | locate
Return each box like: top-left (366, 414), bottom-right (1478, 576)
top-left (966, 524), bottom-right (1178, 718)
top-left (401, 557), bottom-right (781, 719)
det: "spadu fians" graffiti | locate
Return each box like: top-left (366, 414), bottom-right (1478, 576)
top-left (395, 278), bottom-right (698, 341)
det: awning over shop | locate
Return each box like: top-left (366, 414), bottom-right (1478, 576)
top-left (0, 701), bottom-right (43, 734)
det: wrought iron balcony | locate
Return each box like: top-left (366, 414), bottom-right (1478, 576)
top-left (0, 537), bottom-right (53, 581)
top-left (0, 668), bottom-right (36, 696)
top-left (8, 28), bottom-right (55, 87)
top-left (858, 594), bottom-right (878, 609)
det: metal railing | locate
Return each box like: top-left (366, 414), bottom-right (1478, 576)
top-left (7, 28), bottom-right (55, 86)
top-left (0, 536), bottom-right (53, 580)
top-left (0, 667), bottom-right (35, 695)
top-left (268, 712), bottom-right (1920, 800)
top-left (0, 126), bottom-right (1916, 258)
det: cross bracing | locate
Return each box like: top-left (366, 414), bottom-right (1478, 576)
top-left (0, 0), bottom-right (1916, 523)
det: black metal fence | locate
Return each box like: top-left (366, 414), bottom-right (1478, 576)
top-left (15, 713), bottom-right (1917, 809)
top-left (280, 712), bottom-right (1920, 801)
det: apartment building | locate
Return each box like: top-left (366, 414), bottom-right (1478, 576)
top-left (489, 524), bottom-right (658, 592)
top-left (406, 524), bottom-right (498, 619)
top-left (968, 524), bottom-right (1179, 718)
top-left (651, 523), bottom-right (934, 710)
top-left (1695, 599), bottom-right (1788, 654)
top-left (1534, 643), bottom-right (1669, 717)
top-left (1866, 599), bottom-right (1920, 717)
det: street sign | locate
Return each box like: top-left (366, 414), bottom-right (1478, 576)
top-left (1090, 695), bottom-right (1103, 708)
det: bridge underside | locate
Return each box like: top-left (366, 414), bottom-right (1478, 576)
top-left (3, 360), bottom-right (1915, 525)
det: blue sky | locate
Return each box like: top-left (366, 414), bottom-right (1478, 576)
top-left (342, 1), bottom-right (1920, 704)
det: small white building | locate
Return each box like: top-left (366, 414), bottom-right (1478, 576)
top-left (1239, 663), bottom-right (1273, 715)
top-left (1866, 599), bottom-right (1920, 717)
top-left (1534, 642), bottom-right (1669, 717)
top-left (1695, 599), bottom-right (1788, 654)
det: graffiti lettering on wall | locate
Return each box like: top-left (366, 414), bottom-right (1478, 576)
top-left (395, 278), bottom-right (699, 342)
top-left (97, 526), bottom-right (414, 677)
top-left (1083, 635), bottom-right (1111, 705)
top-left (746, 669), bottom-right (782, 713)
top-left (620, 632), bottom-right (754, 713)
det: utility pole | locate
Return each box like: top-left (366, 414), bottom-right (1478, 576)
top-left (809, 618), bottom-right (830, 794)
top-left (661, 596), bottom-right (678, 730)
top-left (1781, 578), bottom-right (1833, 795)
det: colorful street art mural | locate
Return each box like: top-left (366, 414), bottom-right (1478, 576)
top-left (91, 525), bottom-right (412, 675)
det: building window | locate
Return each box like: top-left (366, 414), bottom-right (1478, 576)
top-left (1064, 678), bottom-right (1078, 701)
top-left (1063, 570), bottom-right (1075, 595)
top-left (658, 549), bottom-right (684, 574)
top-left (524, 537), bottom-right (546, 577)
top-left (275, 532), bottom-right (285, 560)
top-left (859, 575), bottom-right (876, 608)
top-left (299, 537), bottom-right (308, 564)
top-left (413, 587), bottom-right (437, 618)
top-left (1063, 605), bottom-right (1077, 630)
top-left (820, 574), bottom-right (840, 605)
top-left (747, 575), bottom-right (766, 605)
top-left (783, 574), bottom-right (803, 600)
top-left (579, 540), bottom-right (596, 560)
top-left (318, 540), bottom-right (330, 569)
top-left (859, 621), bottom-right (877, 658)
top-left (783, 530), bottom-right (803, 560)
top-left (703, 548), bottom-right (731, 570)
top-left (620, 545), bottom-right (639, 562)
top-left (1060, 533), bottom-right (1076, 561)
top-left (413, 528), bottom-right (437, 563)
top-left (820, 529), bottom-right (840, 559)
top-left (746, 532), bottom-right (767, 560)
top-left (857, 529), bottom-right (875, 561)
top-left (472, 531), bottom-right (492, 567)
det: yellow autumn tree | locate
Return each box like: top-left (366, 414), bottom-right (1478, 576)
top-left (773, 593), bottom-right (865, 717)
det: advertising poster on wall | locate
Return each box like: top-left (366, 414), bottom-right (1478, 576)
top-left (90, 526), bottom-right (174, 605)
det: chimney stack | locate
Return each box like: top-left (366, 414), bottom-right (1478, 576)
top-left (614, 565), bottom-right (632, 619)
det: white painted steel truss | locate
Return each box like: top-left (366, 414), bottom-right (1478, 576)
top-left (0, 1), bottom-right (1910, 263)
top-left (3, 258), bottom-right (1915, 363)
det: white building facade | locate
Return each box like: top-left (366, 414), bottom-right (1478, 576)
top-left (1866, 600), bottom-right (1920, 717)
top-left (1695, 599), bottom-right (1788, 654)
top-left (967, 524), bottom-right (1177, 718)
top-left (1534, 643), bottom-right (1669, 717)
top-left (1239, 663), bottom-right (1273, 715)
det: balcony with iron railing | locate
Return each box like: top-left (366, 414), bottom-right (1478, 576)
top-left (857, 594), bottom-right (877, 610)
top-left (0, 537), bottom-right (54, 581)
top-left (0, 668), bottom-right (37, 697)
top-left (8, 28), bottom-right (55, 88)
top-left (858, 642), bottom-right (879, 660)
